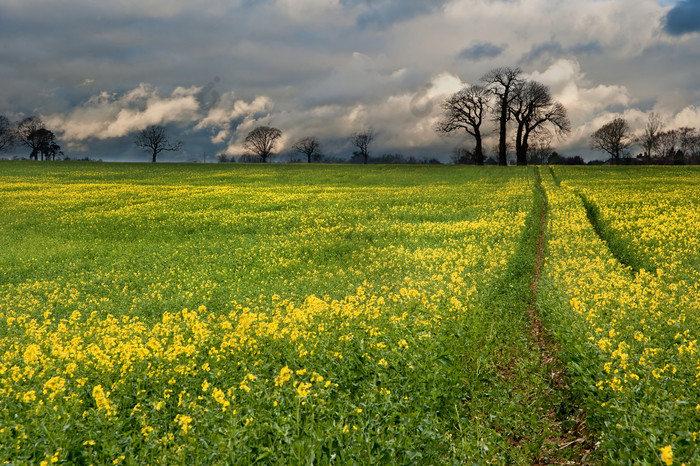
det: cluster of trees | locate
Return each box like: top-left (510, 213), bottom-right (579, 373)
top-left (590, 113), bottom-right (700, 165)
top-left (0, 116), bottom-right (63, 161)
top-left (436, 67), bottom-right (571, 166)
top-left (217, 127), bottom-right (385, 165)
top-left (3, 68), bottom-right (700, 165)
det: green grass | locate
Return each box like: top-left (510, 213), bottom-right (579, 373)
top-left (1, 162), bottom-right (697, 464)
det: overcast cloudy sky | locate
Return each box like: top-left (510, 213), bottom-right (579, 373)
top-left (2, 0), bottom-right (700, 161)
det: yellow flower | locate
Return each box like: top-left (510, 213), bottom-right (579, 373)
top-left (296, 382), bottom-right (312, 398)
top-left (212, 387), bottom-right (230, 410)
top-left (174, 414), bottom-right (193, 434)
top-left (92, 385), bottom-right (116, 416)
top-left (660, 445), bottom-right (673, 465)
top-left (275, 366), bottom-right (293, 387)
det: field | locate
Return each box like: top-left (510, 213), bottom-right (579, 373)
top-left (0, 162), bottom-right (698, 464)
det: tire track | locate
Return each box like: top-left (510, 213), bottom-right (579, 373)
top-left (530, 168), bottom-right (594, 464)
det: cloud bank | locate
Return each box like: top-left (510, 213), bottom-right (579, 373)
top-left (2, 0), bottom-right (700, 160)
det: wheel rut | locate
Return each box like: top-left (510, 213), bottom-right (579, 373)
top-left (529, 168), bottom-right (594, 464)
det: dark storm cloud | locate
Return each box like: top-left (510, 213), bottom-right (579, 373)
top-left (2, 0), bottom-right (700, 162)
top-left (340, 0), bottom-right (449, 28)
top-left (458, 41), bottom-right (505, 60)
top-left (569, 41), bottom-right (604, 55)
top-left (520, 40), bottom-right (605, 65)
top-left (519, 41), bottom-right (565, 64)
top-left (663, 0), bottom-right (700, 35)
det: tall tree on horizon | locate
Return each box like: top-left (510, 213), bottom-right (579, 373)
top-left (509, 81), bottom-right (571, 165)
top-left (134, 125), bottom-right (183, 163)
top-left (435, 85), bottom-right (490, 165)
top-left (349, 129), bottom-right (376, 164)
top-left (292, 136), bottom-right (323, 163)
top-left (243, 126), bottom-right (282, 163)
top-left (590, 117), bottom-right (633, 164)
top-left (481, 67), bottom-right (523, 166)
top-left (638, 112), bottom-right (663, 158)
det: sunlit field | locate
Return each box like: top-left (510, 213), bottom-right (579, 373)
top-left (541, 166), bottom-right (700, 463)
top-left (0, 162), bottom-right (698, 464)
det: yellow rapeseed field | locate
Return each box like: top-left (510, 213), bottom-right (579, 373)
top-left (0, 162), bottom-right (697, 463)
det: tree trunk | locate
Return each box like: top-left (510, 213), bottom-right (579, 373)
top-left (517, 127), bottom-right (528, 166)
top-left (514, 122), bottom-right (525, 166)
top-left (474, 133), bottom-right (484, 165)
top-left (498, 101), bottom-right (508, 166)
top-left (518, 141), bottom-right (528, 166)
top-left (152, 150), bottom-right (157, 163)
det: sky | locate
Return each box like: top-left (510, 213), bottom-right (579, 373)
top-left (1, 0), bottom-right (700, 162)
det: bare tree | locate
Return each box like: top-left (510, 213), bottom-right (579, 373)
top-left (656, 130), bottom-right (679, 163)
top-left (350, 129), bottom-right (375, 164)
top-left (292, 136), bottom-right (323, 163)
top-left (435, 85), bottom-right (490, 165)
top-left (509, 81), bottom-right (571, 165)
top-left (481, 67), bottom-right (523, 166)
top-left (0, 116), bottom-right (14, 154)
top-left (590, 118), bottom-right (633, 164)
top-left (243, 126), bottom-right (282, 163)
top-left (135, 125), bottom-right (182, 163)
top-left (638, 112), bottom-right (663, 158)
top-left (677, 127), bottom-right (700, 164)
top-left (15, 117), bottom-right (45, 160)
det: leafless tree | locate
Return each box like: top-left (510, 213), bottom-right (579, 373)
top-left (590, 117), bottom-right (633, 164)
top-left (15, 117), bottom-right (45, 160)
top-left (0, 116), bottom-right (14, 154)
top-left (435, 85), bottom-right (490, 165)
top-left (350, 129), bottom-right (375, 164)
top-left (243, 126), bottom-right (282, 163)
top-left (509, 81), bottom-right (571, 165)
top-left (637, 112), bottom-right (663, 158)
top-left (481, 67), bottom-right (523, 166)
top-left (677, 127), bottom-right (700, 164)
top-left (656, 130), bottom-right (679, 163)
top-left (134, 125), bottom-right (182, 163)
top-left (292, 136), bottom-right (323, 163)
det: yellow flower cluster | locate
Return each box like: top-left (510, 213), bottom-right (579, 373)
top-left (543, 166), bottom-right (699, 463)
top-left (0, 164), bottom-right (534, 463)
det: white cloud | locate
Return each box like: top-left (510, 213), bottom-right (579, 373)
top-left (5, 0), bottom-right (700, 160)
top-left (45, 84), bottom-right (274, 152)
top-left (528, 59), bottom-right (633, 124)
top-left (44, 84), bottom-right (199, 142)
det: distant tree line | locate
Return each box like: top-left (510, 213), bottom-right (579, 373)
top-left (0, 116), bottom-right (63, 161)
top-left (2, 68), bottom-right (700, 165)
top-left (590, 113), bottom-right (700, 165)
